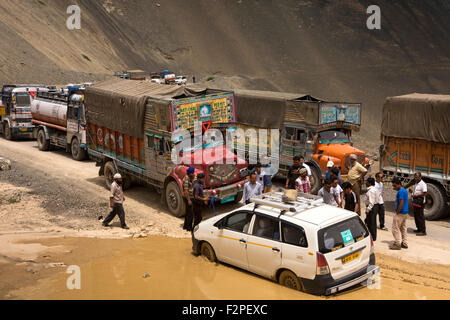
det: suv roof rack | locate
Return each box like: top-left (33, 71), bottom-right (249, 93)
top-left (249, 191), bottom-right (323, 214)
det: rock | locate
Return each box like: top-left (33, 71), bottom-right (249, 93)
top-left (0, 157), bottom-right (11, 171)
top-left (142, 273), bottom-right (150, 278)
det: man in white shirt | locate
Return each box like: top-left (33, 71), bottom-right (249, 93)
top-left (299, 156), bottom-right (312, 178)
top-left (331, 176), bottom-right (344, 208)
top-left (243, 171), bottom-right (263, 204)
top-left (318, 179), bottom-right (340, 207)
top-left (406, 172), bottom-right (428, 236)
top-left (375, 172), bottom-right (388, 231)
top-left (365, 177), bottom-right (379, 241)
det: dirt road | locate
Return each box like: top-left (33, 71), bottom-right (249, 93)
top-left (1, 138), bottom-right (450, 300)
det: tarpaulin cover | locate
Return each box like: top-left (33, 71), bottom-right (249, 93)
top-left (85, 78), bottom-right (222, 138)
top-left (381, 93), bottom-right (450, 144)
top-left (232, 89), bottom-right (321, 128)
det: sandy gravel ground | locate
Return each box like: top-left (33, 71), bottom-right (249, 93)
top-left (1, 139), bottom-right (450, 299)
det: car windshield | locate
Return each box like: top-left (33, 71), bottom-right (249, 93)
top-left (318, 130), bottom-right (349, 144)
top-left (317, 217), bottom-right (369, 253)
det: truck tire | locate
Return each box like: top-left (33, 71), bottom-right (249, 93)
top-left (3, 123), bottom-right (13, 140)
top-left (37, 129), bottom-right (50, 151)
top-left (424, 183), bottom-right (447, 221)
top-left (310, 167), bottom-right (322, 195)
top-left (104, 161), bottom-right (117, 190)
top-left (165, 181), bottom-right (186, 217)
top-left (71, 137), bottom-right (87, 161)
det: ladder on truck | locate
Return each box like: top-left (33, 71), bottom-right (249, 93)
top-left (249, 191), bottom-right (324, 214)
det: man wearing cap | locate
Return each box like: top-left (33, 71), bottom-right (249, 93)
top-left (348, 154), bottom-right (367, 215)
top-left (193, 173), bottom-right (210, 229)
top-left (325, 160), bottom-right (335, 181)
top-left (182, 167), bottom-right (196, 232)
top-left (102, 173), bottom-right (129, 229)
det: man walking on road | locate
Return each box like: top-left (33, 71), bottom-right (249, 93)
top-left (406, 172), bottom-right (428, 236)
top-left (103, 173), bottom-right (129, 229)
top-left (390, 177), bottom-right (408, 250)
top-left (375, 172), bottom-right (388, 230)
top-left (347, 154), bottom-right (367, 215)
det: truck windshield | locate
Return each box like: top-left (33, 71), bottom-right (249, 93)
top-left (14, 94), bottom-right (31, 106)
top-left (318, 130), bottom-right (349, 144)
top-left (179, 139), bottom-right (224, 153)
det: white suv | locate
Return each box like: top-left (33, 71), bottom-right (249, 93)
top-left (192, 192), bottom-right (379, 296)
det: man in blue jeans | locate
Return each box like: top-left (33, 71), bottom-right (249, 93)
top-left (390, 177), bottom-right (408, 250)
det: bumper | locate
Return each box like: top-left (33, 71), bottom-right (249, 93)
top-left (302, 254), bottom-right (379, 295)
top-left (204, 180), bottom-right (245, 200)
top-left (12, 127), bottom-right (34, 136)
top-left (192, 232), bottom-right (200, 255)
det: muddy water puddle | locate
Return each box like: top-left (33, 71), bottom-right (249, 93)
top-left (6, 236), bottom-right (450, 300)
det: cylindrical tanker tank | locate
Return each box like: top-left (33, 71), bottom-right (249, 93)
top-left (31, 98), bottom-right (67, 127)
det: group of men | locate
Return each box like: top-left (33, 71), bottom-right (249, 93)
top-left (102, 155), bottom-right (429, 250)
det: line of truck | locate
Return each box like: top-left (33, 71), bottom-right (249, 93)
top-left (0, 80), bottom-right (448, 220)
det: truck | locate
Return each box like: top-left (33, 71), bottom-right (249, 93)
top-left (31, 86), bottom-right (88, 161)
top-left (231, 89), bottom-right (370, 193)
top-left (0, 84), bottom-right (47, 140)
top-left (114, 70), bottom-right (148, 80)
top-left (380, 93), bottom-right (450, 220)
top-left (85, 78), bottom-right (249, 217)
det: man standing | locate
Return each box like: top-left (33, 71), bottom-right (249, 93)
top-left (365, 177), bottom-right (379, 241)
top-left (325, 161), bottom-right (334, 181)
top-left (318, 179), bottom-right (340, 207)
top-left (295, 168), bottom-right (311, 194)
top-left (331, 176), bottom-right (344, 208)
top-left (406, 172), bottom-right (428, 236)
top-left (342, 182), bottom-right (359, 213)
top-left (103, 173), bottom-right (129, 229)
top-left (390, 177), bottom-right (409, 250)
top-left (375, 172), bottom-right (388, 231)
top-left (299, 156), bottom-right (312, 179)
top-left (286, 156), bottom-right (304, 190)
top-left (243, 171), bottom-right (263, 204)
top-left (182, 167), bottom-right (196, 232)
top-left (347, 154), bottom-right (367, 215)
top-left (193, 173), bottom-right (209, 229)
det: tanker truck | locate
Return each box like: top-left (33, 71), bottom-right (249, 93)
top-left (31, 86), bottom-right (88, 160)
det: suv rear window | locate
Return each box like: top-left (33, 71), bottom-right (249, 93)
top-left (318, 217), bottom-right (369, 254)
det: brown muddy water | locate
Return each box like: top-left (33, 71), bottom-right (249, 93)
top-left (3, 236), bottom-right (450, 300)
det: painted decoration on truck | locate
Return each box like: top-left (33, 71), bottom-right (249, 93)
top-left (170, 93), bottom-right (236, 132)
top-left (319, 103), bottom-right (361, 126)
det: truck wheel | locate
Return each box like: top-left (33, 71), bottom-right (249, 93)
top-left (104, 161), bottom-right (117, 190)
top-left (3, 123), bottom-right (13, 140)
top-left (309, 167), bottom-right (322, 195)
top-left (37, 129), bottom-right (50, 151)
top-left (233, 191), bottom-right (243, 204)
top-left (71, 137), bottom-right (87, 161)
top-left (165, 181), bottom-right (186, 217)
top-left (424, 183), bottom-right (447, 220)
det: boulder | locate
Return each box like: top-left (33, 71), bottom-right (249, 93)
top-left (0, 157), bottom-right (11, 171)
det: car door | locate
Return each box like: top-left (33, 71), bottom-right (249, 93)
top-left (280, 221), bottom-right (316, 280)
top-left (246, 214), bottom-right (282, 278)
top-left (215, 211), bottom-right (253, 270)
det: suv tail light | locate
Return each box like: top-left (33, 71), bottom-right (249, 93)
top-left (316, 252), bottom-right (330, 275)
top-left (370, 235), bottom-right (374, 254)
